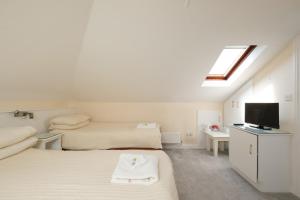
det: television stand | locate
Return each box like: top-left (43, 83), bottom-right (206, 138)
top-left (229, 126), bottom-right (291, 192)
top-left (250, 125), bottom-right (272, 130)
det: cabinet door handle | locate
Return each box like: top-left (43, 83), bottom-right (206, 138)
top-left (249, 144), bottom-right (253, 155)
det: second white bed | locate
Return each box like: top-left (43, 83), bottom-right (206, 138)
top-left (51, 122), bottom-right (162, 150)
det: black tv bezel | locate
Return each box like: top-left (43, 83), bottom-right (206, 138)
top-left (245, 103), bottom-right (280, 130)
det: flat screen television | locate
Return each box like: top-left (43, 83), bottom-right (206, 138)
top-left (245, 103), bottom-right (279, 129)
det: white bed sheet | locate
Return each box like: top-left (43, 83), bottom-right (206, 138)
top-left (0, 149), bottom-right (178, 200)
top-left (51, 122), bottom-right (162, 150)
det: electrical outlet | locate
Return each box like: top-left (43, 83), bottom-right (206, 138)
top-left (284, 94), bottom-right (293, 102)
top-left (186, 132), bottom-right (193, 137)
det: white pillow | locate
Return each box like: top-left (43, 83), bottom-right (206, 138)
top-left (0, 137), bottom-right (37, 160)
top-left (0, 126), bottom-right (37, 148)
top-left (50, 114), bottom-right (91, 125)
top-left (49, 120), bottom-right (90, 130)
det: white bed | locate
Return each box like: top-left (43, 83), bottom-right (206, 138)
top-left (50, 122), bottom-right (162, 150)
top-left (0, 148), bottom-right (178, 200)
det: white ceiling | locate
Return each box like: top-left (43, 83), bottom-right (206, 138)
top-left (0, 0), bottom-right (94, 100)
top-left (1, 0), bottom-right (300, 102)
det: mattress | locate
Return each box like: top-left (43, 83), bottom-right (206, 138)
top-left (0, 149), bottom-right (178, 200)
top-left (51, 122), bottom-right (162, 150)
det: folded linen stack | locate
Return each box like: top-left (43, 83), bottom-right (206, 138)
top-left (0, 126), bottom-right (38, 160)
top-left (136, 122), bottom-right (157, 129)
top-left (111, 153), bottom-right (159, 185)
top-left (49, 114), bottom-right (91, 130)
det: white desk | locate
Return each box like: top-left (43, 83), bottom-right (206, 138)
top-left (204, 130), bottom-right (230, 157)
top-left (35, 133), bottom-right (62, 150)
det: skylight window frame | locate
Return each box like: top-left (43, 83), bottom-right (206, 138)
top-left (206, 45), bottom-right (257, 81)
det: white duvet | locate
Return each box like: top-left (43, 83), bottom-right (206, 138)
top-left (51, 122), bottom-right (162, 150)
top-left (0, 149), bottom-right (178, 200)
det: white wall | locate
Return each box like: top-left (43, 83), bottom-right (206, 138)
top-left (224, 44), bottom-right (296, 130)
top-left (292, 36), bottom-right (300, 198)
top-left (0, 99), bottom-right (77, 133)
top-left (0, 108), bottom-right (77, 133)
top-left (69, 101), bottom-right (222, 145)
top-left (224, 38), bottom-right (300, 197)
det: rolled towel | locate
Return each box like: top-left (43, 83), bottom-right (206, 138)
top-left (137, 122), bottom-right (157, 129)
top-left (111, 153), bottom-right (159, 185)
top-left (0, 126), bottom-right (37, 148)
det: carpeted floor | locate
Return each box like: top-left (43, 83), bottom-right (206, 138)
top-left (165, 149), bottom-right (300, 200)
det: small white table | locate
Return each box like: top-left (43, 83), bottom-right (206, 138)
top-left (204, 130), bottom-right (230, 157)
top-left (35, 133), bottom-right (62, 150)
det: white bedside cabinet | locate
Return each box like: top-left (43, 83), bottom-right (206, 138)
top-left (35, 133), bottom-right (62, 150)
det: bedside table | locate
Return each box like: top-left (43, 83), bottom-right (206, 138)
top-left (204, 129), bottom-right (230, 157)
top-left (35, 133), bottom-right (62, 150)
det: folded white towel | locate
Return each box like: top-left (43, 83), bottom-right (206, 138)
top-left (137, 122), bottom-right (157, 129)
top-left (111, 153), bottom-right (159, 185)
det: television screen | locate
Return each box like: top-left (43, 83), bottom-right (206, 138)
top-left (245, 103), bottom-right (279, 129)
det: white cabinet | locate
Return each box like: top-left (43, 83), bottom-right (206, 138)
top-left (229, 126), bottom-right (291, 192)
top-left (229, 128), bottom-right (258, 183)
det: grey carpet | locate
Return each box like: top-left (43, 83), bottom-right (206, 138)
top-left (165, 149), bottom-right (299, 200)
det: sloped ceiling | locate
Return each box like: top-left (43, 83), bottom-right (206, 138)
top-left (0, 0), bottom-right (93, 100)
top-left (1, 0), bottom-right (300, 102)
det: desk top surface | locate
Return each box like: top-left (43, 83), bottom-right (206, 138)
top-left (36, 132), bottom-right (62, 140)
top-left (231, 125), bottom-right (291, 135)
top-left (204, 130), bottom-right (230, 138)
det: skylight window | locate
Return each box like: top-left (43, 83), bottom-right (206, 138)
top-left (202, 45), bottom-right (261, 87)
top-left (205, 45), bottom-right (257, 81)
top-left (208, 47), bottom-right (247, 76)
